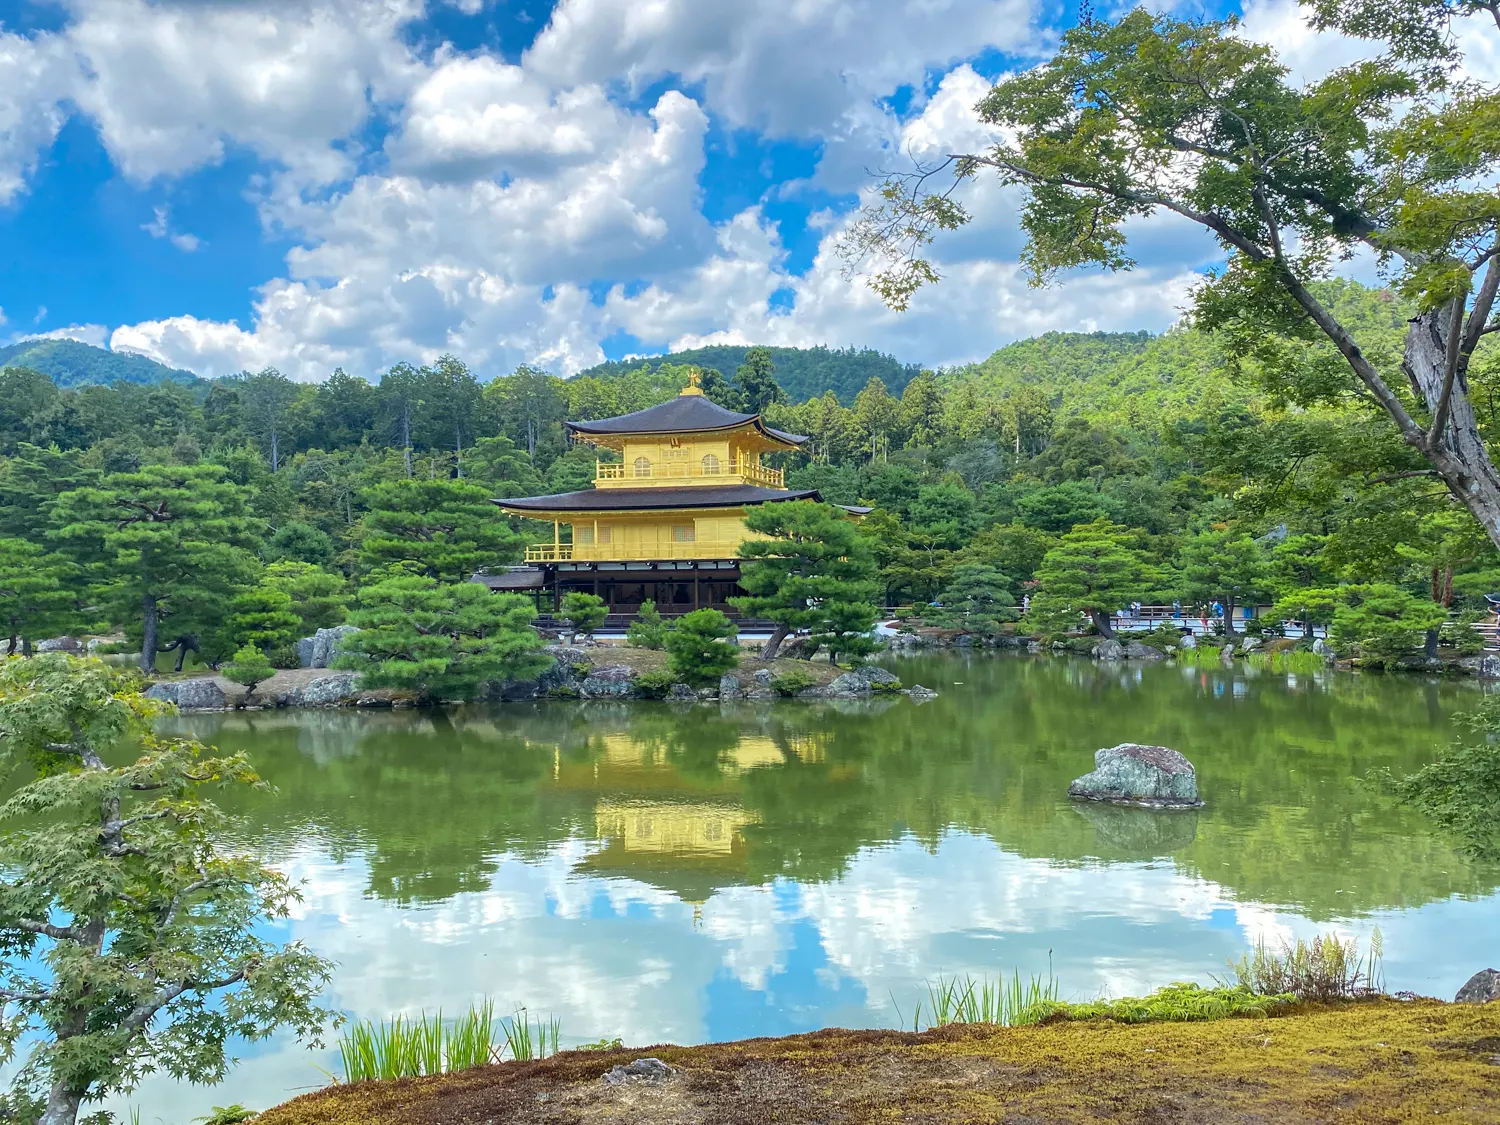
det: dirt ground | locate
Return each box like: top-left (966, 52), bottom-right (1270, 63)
top-left (258, 999), bottom-right (1500, 1125)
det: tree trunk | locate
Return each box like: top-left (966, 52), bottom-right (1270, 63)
top-left (5, 634), bottom-right (15, 656)
top-left (140, 591), bottom-right (158, 675)
top-left (760, 623), bottom-right (791, 660)
top-left (401, 405), bottom-right (413, 478)
top-left (40, 1080), bottom-right (82, 1125)
top-left (1224, 596), bottom-right (1238, 638)
top-left (1089, 608), bottom-right (1114, 638)
top-left (1405, 304), bottom-right (1500, 549)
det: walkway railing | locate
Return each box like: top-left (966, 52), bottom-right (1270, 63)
top-left (595, 459), bottom-right (783, 488)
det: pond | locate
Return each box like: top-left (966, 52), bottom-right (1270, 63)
top-left (125, 653), bottom-right (1500, 1121)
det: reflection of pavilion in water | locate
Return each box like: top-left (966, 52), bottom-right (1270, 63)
top-left (555, 731), bottom-right (827, 903)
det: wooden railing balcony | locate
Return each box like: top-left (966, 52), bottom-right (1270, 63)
top-left (595, 459), bottom-right (783, 489)
top-left (525, 538), bottom-right (748, 564)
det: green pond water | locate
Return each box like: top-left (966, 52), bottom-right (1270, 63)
top-left (121, 653), bottom-right (1498, 1121)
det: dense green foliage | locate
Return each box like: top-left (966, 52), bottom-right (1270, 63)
top-left (0, 656), bottom-right (334, 1123)
top-left (663, 608), bottom-right (740, 685)
top-left (575, 344), bottom-right (922, 404)
top-left (732, 501), bottom-right (881, 660)
top-left (625, 599), bottom-right (668, 649)
top-left (334, 577), bottom-right (548, 703)
top-left (559, 592), bottom-right (607, 637)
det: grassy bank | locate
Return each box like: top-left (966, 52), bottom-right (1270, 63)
top-left (258, 999), bottom-right (1500, 1125)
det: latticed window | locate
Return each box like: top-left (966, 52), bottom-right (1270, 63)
top-left (701, 453), bottom-right (720, 475)
top-left (575, 526), bottom-right (594, 545)
top-left (672, 525), bottom-right (695, 542)
top-left (598, 526), bottom-right (612, 543)
top-left (633, 456), bottom-right (652, 477)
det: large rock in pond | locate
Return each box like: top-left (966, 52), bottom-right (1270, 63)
top-left (827, 666), bottom-right (901, 696)
top-left (581, 665), bottom-right (637, 699)
top-left (1094, 638), bottom-right (1124, 661)
top-left (145, 678), bottom-right (227, 712)
top-left (1455, 968), bottom-right (1500, 1003)
top-left (1068, 743), bottom-right (1203, 808)
top-left (1124, 641), bottom-right (1165, 661)
top-left (719, 673), bottom-right (743, 700)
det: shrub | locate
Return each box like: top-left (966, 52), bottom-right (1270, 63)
top-left (1222, 930), bottom-right (1383, 1001)
top-left (267, 644), bottom-right (301, 670)
top-left (222, 644), bottom-right (274, 700)
top-left (560, 592), bottom-right (608, 637)
top-left (664, 608), bottom-right (739, 685)
top-left (769, 670), bottom-right (817, 696)
top-left (626, 599), bottom-right (669, 649)
top-left (1441, 612), bottom-right (1486, 655)
top-left (633, 670), bottom-right (678, 699)
top-left (1048, 982), bottom-right (1295, 1023)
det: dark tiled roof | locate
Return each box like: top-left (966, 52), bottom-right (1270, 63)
top-left (471, 567), bottom-right (547, 589)
top-left (494, 485), bottom-right (823, 512)
top-left (567, 395), bottom-right (807, 445)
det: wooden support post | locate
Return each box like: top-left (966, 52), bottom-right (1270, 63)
top-left (553, 519), bottom-right (560, 558)
top-left (693, 572), bottom-right (700, 609)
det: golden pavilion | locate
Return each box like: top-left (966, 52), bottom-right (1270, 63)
top-left (485, 371), bottom-right (867, 616)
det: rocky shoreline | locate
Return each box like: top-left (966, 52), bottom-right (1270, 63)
top-left (886, 624), bottom-right (1500, 677)
top-left (144, 643), bottom-right (941, 713)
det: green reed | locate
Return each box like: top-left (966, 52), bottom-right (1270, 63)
top-left (502, 1007), bottom-right (562, 1061)
top-left (1243, 650), bottom-right (1328, 675)
top-left (897, 969), bottom-right (1061, 1032)
top-left (337, 1000), bottom-right (561, 1083)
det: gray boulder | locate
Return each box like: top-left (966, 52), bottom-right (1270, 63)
top-left (602, 1057), bottom-right (674, 1085)
top-left (719, 673), bottom-right (743, 700)
top-left (1178, 633), bottom-right (1197, 650)
top-left (1312, 637), bottom-right (1333, 659)
top-left (827, 666), bottom-right (901, 696)
top-left (1455, 968), bottom-right (1500, 1003)
top-left (295, 636), bottom-right (317, 668)
top-left (752, 668), bottom-right (775, 686)
top-left (908, 684), bottom-right (938, 702)
top-left (1458, 655), bottom-right (1500, 679)
top-left (1068, 743), bottom-right (1204, 808)
top-left (743, 686), bottom-right (777, 701)
top-left (581, 665), bottom-right (637, 699)
top-left (1239, 636), bottom-right (1263, 653)
top-left (145, 678), bottom-right (227, 712)
top-left (36, 636), bottom-right (84, 654)
top-left (666, 683), bottom-right (697, 702)
top-left (1094, 638), bottom-right (1125, 661)
top-left (312, 625), bottom-right (359, 669)
top-left (1124, 641), bottom-right (1165, 661)
top-left (276, 673), bottom-right (359, 708)
top-left (1220, 644), bottom-right (1236, 666)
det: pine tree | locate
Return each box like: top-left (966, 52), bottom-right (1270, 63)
top-left (51, 464), bottom-right (260, 673)
top-left (735, 347), bottom-right (785, 414)
top-left (731, 501), bottom-right (881, 659)
top-left (1031, 519), bottom-right (1154, 638)
top-left (936, 563), bottom-right (1018, 634)
top-left (226, 585), bottom-right (302, 651)
top-left (223, 643), bottom-right (275, 702)
top-left (1176, 528), bottom-right (1274, 637)
top-left (0, 538), bottom-right (78, 654)
top-left (335, 577), bottom-right (548, 703)
top-left (626, 599), bottom-right (669, 649)
top-left (560, 592), bottom-right (608, 638)
top-left (664, 608), bottom-right (739, 685)
top-left (262, 561), bottom-right (348, 636)
top-left (357, 479), bottom-right (523, 581)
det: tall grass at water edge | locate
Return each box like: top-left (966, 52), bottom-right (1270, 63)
top-left (1222, 930), bottom-right (1385, 1001)
top-left (337, 1001), bottom-right (561, 1083)
top-left (895, 970), bottom-right (1062, 1032)
top-left (1173, 646), bottom-right (1327, 675)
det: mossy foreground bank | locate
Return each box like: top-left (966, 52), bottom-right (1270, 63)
top-left (260, 1000), bottom-right (1500, 1125)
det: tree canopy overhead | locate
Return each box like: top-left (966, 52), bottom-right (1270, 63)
top-left (845, 1), bottom-right (1500, 547)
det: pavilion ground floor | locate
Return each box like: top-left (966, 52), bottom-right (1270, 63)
top-left (474, 558), bottom-right (747, 619)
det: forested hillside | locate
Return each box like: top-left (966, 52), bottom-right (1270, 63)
top-left (0, 279), bottom-right (1490, 682)
top-left (0, 338), bottom-right (199, 389)
top-left (576, 344), bottom-right (922, 403)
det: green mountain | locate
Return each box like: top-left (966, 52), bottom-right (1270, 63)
top-left (576, 344), bottom-right (923, 404)
top-left (0, 338), bottom-right (200, 389)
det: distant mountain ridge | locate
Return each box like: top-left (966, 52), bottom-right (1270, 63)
top-left (0, 338), bottom-right (199, 389)
top-left (576, 344), bottom-right (925, 404)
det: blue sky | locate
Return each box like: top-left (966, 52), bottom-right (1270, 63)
top-left (0, 0), bottom-right (1375, 381)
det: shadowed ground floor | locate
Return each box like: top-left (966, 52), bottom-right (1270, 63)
top-left (258, 999), bottom-right (1500, 1125)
